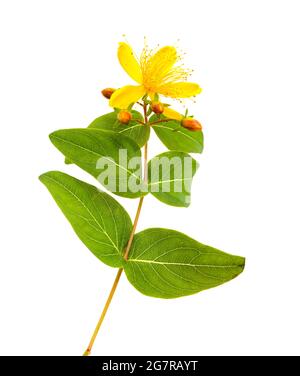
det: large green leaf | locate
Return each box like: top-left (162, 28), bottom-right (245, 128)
top-left (151, 115), bottom-right (204, 154)
top-left (39, 171), bottom-right (131, 267)
top-left (147, 151), bottom-right (199, 207)
top-left (124, 228), bottom-right (245, 298)
top-left (89, 110), bottom-right (150, 148)
top-left (50, 129), bottom-right (147, 198)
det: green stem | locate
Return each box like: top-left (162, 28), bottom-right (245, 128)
top-left (83, 103), bottom-right (149, 356)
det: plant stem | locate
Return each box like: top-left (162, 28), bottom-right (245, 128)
top-left (83, 103), bottom-right (149, 356)
top-left (123, 196), bottom-right (144, 260)
top-left (143, 142), bottom-right (148, 182)
top-left (83, 268), bottom-right (123, 356)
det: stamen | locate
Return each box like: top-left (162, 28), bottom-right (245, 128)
top-left (140, 41), bottom-right (193, 92)
top-left (138, 39), bottom-right (199, 101)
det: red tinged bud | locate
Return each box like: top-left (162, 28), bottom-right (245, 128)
top-left (151, 101), bottom-right (164, 115)
top-left (181, 118), bottom-right (202, 131)
top-left (117, 110), bottom-right (132, 124)
top-left (101, 88), bottom-right (115, 99)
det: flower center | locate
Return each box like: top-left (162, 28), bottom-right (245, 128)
top-left (140, 42), bottom-right (192, 92)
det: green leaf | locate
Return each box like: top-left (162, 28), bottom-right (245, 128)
top-left (64, 111), bottom-right (149, 165)
top-left (39, 171), bottom-right (132, 267)
top-left (89, 110), bottom-right (150, 147)
top-left (49, 128), bottom-right (148, 199)
top-left (124, 228), bottom-right (245, 299)
top-left (151, 115), bottom-right (204, 154)
top-left (147, 151), bottom-right (199, 207)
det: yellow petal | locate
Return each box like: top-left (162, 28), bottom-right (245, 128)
top-left (118, 43), bottom-right (142, 84)
top-left (109, 85), bottom-right (145, 109)
top-left (157, 82), bottom-right (202, 98)
top-left (144, 46), bottom-right (177, 83)
top-left (163, 107), bottom-right (184, 121)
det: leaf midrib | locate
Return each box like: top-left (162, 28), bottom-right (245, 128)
top-left (148, 177), bottom-right (193, 186)
top-left (152, 124), bottom-right (201, 147)
top-left (118, 124), bottom-right (144, 134)
top-left (128, 259), bottom-right (241, 269)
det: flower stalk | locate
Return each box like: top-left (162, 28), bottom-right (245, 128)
top-left (83, 103), bottom-right (149, 356)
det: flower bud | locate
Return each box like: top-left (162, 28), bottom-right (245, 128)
top-left (101, 88), bottom-right (115, 99)
top-left (151, 101), bottom-right (164, 115)
top-left (181, 117), bottom-right (202, 131)
top-left (117, 110), bottom-right (132, 124)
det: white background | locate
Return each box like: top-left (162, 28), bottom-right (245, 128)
top-left (1, 0), bottom-right (300, 356)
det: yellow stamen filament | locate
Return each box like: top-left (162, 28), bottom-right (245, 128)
top-left (139, 43), bottom-right (192, 93)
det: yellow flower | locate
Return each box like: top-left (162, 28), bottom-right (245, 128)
top-left (109, 42), bottom-right (202, 119)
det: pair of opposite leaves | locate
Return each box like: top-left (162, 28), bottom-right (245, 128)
top-left (40, 111), bottom-right (245, 299)
top-left (62, 110), bottom-right (203, 207)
